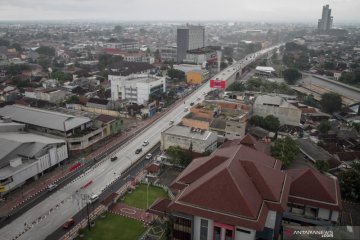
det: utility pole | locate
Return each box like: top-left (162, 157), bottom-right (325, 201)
top-left (86, 201), bottom-right (91, 231)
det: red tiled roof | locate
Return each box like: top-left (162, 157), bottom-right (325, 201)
top-left (301, 108), bottom-right (317, 114)
top-left (240, 134), bottom-right (257, 146)
top-left (95, 114), bottom-right (116, 123)
top-left (145, 163), bottom-right (160, 173)
top-left (168, 135), bottom-right (290, 230)
top-left (286, 168), bottom-right (342, 211)
top-left (148, 198), bottom-right (172, 217)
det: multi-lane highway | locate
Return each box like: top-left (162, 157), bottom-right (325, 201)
top-left (0, 45), bottom-right (280, 240)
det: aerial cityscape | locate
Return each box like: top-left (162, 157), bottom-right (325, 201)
top-left (0, 1), bottom-right (360, 240)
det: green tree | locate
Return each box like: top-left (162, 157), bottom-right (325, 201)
top-left (271, 137), bottom-right (299, 167)
top-left (314, 161), bottom-right (329, 172)
top-left (324, 61), bottom-right (335, 70)
top-left (223, 46), bottom-right (234, 58)
top-left (283, 68), bottom-right (301, 85)
top-left (353, 123), bottom-right (360, 133)
top-left (317, 120), bottom-right (331, 134)
top-left (303, 94), bottom-right (317, 107)
top-left (114, 25), bottom-right (123, 33)
top-left (167, 69), bottom-right (185, 80)
top-left (249, 115), bottom-right (280, 132)
top-left (98, 54), bottom-right (123, 70)
top-left (51, 71), bottom-right (73, 82)
top-left (66, 95), bottom-right (80, 104)
top-left (338, 162), bottom-right (360, 201)
top-left (227, 82), bottom-right (245, 91)
top-left (249, 115), bottom-right (265, 127)
top-left (320, 92), bottom-right (342, 113)
top-left (36, 46), bottom-right (55, 56)
top-left (10, 43), bottom-right (22, 52)
top-left (263, 115), bottom-right (280, 132)
top-left (220, 62), bottom-right (228, 69)
top-left (165, 146), bottom-right (192, 167)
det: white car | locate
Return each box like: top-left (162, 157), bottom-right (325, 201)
top-left (145, 153), bottom-right (152, 160)
top-left (47, 184), bottom-right (58, 192)
top-left (89, 194), bottom-right (99, 203)
top-left (143, 140), bottom-right (149, 146)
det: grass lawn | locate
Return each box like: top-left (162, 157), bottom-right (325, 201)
top-left (121, 184), bottom-right (169, 209)
top-left (82, 213), bottom-right (145, 240)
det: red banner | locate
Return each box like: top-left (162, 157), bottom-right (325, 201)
top-left (68, 162), bottom-right (81, 172)
top-left (81, 180), bottom-right (93, 189)
top-left (210, 79), bottom-right (225, 89)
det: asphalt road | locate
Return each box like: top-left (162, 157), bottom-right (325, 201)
top-left (301, 74), bottom-right (360, 102)
top-left (0, 45), bottom-right (280, 240)
top-left (45, 145), bottom-right (161, 240)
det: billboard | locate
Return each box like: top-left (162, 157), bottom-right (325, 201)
top-left (210, 79), bottom-right (225, 89)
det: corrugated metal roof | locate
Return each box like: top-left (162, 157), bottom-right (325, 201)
top-left (0, 132), bottom-right (65, 169)
top-left (0, 105), bottom-right (91, 132)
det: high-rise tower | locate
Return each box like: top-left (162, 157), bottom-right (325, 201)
top-left (177, 24), bottom-right (205, 62)
top-left (318, 4), bottom-right (333, 32)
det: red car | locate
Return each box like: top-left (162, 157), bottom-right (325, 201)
top-left (63, 218), bottom-right (75, 229)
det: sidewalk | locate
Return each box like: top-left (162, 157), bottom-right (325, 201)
top-left (0, 97), bottom-right (185, 217)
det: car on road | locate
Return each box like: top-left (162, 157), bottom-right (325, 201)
top-left (135, 148), bottom-right (142, 154)
top-left (89, 194), bottom-right (99, 203)
top-left (110, 156), bottom-right (118, 161)
top-left (190, 102), bottom-right (194, 106)
top-left (142, 140), bottom-right (149, 146)
top-left (184, 107), bottom-right (188, 112)
top-left (145, 153), bottom-right (152, 160)
top-left (47, 184), bottom-right (58, 192)
top-left (63, 218), bottom-right (75, 229)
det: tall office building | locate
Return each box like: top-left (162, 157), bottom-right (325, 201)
top-left (318, 4), bottom-right (333, 32)
top-left (177, 24), bottom-right (205, 62)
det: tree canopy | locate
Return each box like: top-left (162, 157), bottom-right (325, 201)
top-left (167, 69), bottom-right (185, 80)
top-left (283, 68), bottom-right (301, 85)
top-left (165, 146), bottom-right (192, 167)
top-left (36, 46), bottom-right (56, 56)
top-left (338, 162), bottom-right (360, 202)
top-left (271, 137), bottom-right (299, 167)
top-left (314, 161), bottom-right (329, 172)
top-left (98, 54), bottom-right (123, 70)
top-left (51, 71), bottom-right (73, 82)
top-left (0, 38), bottom-right (10, 47)
top-left (320, 92), bottom-right (342, 113)
top-left (317, 120), bottom-right (331, 134)
top-left (227, 82), bottom-right (246, 92)
top-left (249, 115), bottom-right (280, 132)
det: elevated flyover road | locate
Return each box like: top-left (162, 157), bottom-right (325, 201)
top-left (0, 44), bottom-right (282, 240)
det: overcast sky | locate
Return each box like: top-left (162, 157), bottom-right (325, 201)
top-left (1, 0), bottom-right (359, 23)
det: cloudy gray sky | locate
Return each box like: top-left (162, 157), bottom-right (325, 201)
top-left (1, 0), bottom-right (359, 23)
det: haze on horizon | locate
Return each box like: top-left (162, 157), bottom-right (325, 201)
top-left (0, 0), bottom-right (360, 24)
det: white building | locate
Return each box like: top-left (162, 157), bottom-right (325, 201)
top-left (24, 88), bottom-right (67, 104)
top-left (159, 45), bottom-right (177, 62)
top-left (0, 120), bottom-right (68, 195)
top-left (103, 39), bottom-right (139, 51)
top-left (253, 95), bottom-right (301, 126)
top-left (161, 125), bottom-right (217, 154)
top-left (109, 74), bottom-right (166, 105)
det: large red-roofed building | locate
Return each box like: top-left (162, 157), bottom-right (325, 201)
top-left (149, 134), bottom-right (342, 240)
